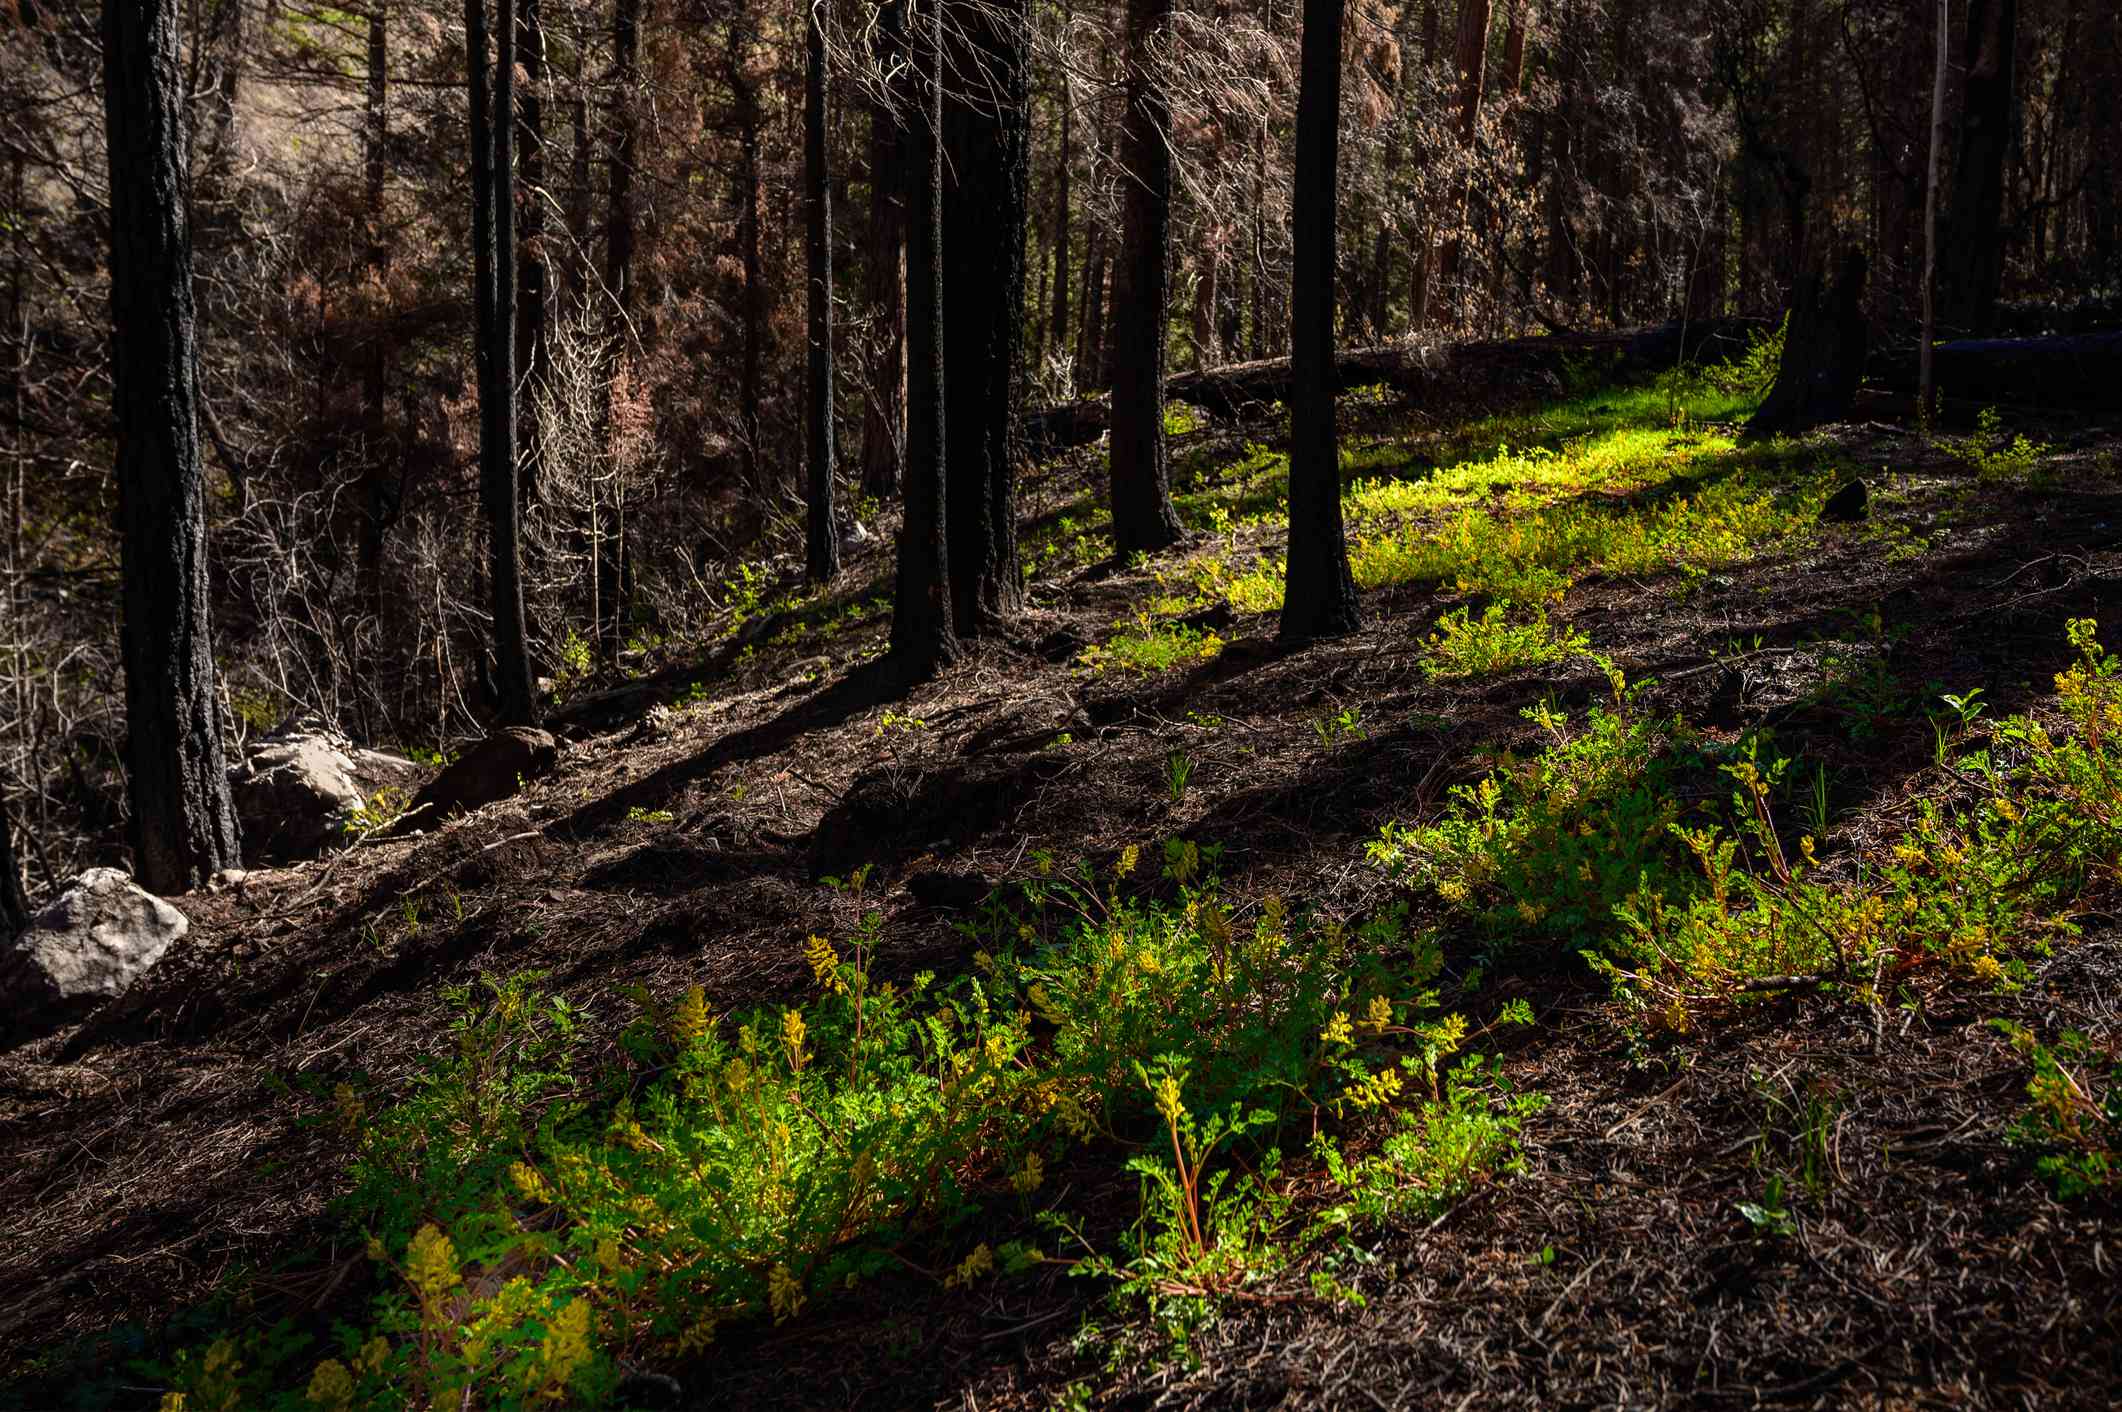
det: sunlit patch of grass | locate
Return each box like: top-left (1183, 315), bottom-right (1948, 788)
top-left (1080, 612), bottom-right (1227, 675)
top-left (1422, 605), bottom-right (1590, 680)
top-left (1183, 553), bottom-right (1286, 614)
top-left (1349, 452), bottom-right (1830, 602)
top-left (1175, 442), bottom-right (1291, 530)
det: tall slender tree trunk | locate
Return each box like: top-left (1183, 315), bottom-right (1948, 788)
top-left (2087, 8), bottom-right (2117, 281)
top-left (1920, 0), bottom-right (1948, 429)
top-left (196, 0), bottom-right (243, 205)
top-left (1939, 0), bottom-right (2019, 333)
top-left (860, 74), bottom-right (906, 500)
top-left (606, 0), bottom-right (637, 322)
top-left (1078, 219), bottom-right (1107, 381)
top-left (1250, 125), bottom-right (1268, 359)
top-left (734, 44), bottom-right (768, 493)
top-left (103, 0), bottom-right (241, 891)
top-left (516, 0), bottom-right (550, 502)
top-left (598, 0), bottom-right (638, 658)
top-left (1106, 0), bottom-right (1185, 557)
top-left (358, 11), bottom-right (392, 632)
top-left (1047, 0), bottom-right (1074, 365)
top-left (941, 0), bottom-right (1029, 633)
top-left (567, 87), bottom-right (591, 311)
top-left (470, 0), bottom-right (536, 725)
top-left (0, 788), bottom-right (25, 938)
top-left (1439, 0), bottom-right (1492, 300)
top-left (805, 0), bottom-right (840, 583)
top-left (1280, 0), bottom-right (1360, 643)
top-left (888, 0), bottom-right (959, 676)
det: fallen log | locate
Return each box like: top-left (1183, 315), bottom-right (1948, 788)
top-left (1021, 317), bottom-right (1773, 455)
top-left (1869, 329), bottom-right (2122, 413)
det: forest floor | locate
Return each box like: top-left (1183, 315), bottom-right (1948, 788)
top-left (3, 359), bottom-right (2120, 1410)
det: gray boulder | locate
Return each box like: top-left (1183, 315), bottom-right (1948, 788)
top-left (3, 868), bottom-right (189, 1026)
top-left (230, 731), bottom-right (366, 859)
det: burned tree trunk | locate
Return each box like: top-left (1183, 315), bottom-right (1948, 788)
top-left (1747, 249), bottom-right (1868, 436)
top-left (887, 0), bottom-right (960, 678)
top-left (1105, 0), bottom-right (1186, 557)
top-left (861, 64), bottom-right (906, 501)
top-left (1279, 0), bottom-right (1361, 643)
top-left (805, 0), bottom-right (839, 584)
top-left (103, 0), bottom-right (242, 892)
top-left (0, 788), bottom-right (25, 939)
top-left (470, 0), bottom-right (537, 725)
top-left (1939, 0), bottom-right (2018, 334)
top-left (941, 0), bottom-right (1029, 634)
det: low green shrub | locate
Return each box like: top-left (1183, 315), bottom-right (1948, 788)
top-left (149, 846), bottom-right (1536, 1406)
top-left (1990, 1020), bottom-right (2119, 1198)
top-left (1080, 612), bottom-right (1226, 674)
top-left (1421, 605), bottom-right (1590, 680)
top-left (1374, 621), bottom-right (2122, 1031)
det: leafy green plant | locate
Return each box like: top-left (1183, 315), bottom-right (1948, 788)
top-left (1703, 316), bottom-right (1785, 401)
top-left (1421, 605), bottom-right (1589, 680)
top-left (1368, 692), bottom-right (1710, 946)
top-left (1165, 753), bottom-right (1197, 803)
top-left (341, 785), bottom-right (411, 838)
top-left (158, 842), bottom-right (1537, 1405)
top-left (1376, 620), bottom-right (2122, 1029)
top-left (1952, 407), bottom-right (2052, 483)
top-left (1311, 706), bottom-right (1366, 747)
top-left (1080, 612), bottom-right (1226, 675)
top-left (1736, 1174), bottom-right (1797, 1238)
top-left (1991, 1020), bottom-right (2119, 1197)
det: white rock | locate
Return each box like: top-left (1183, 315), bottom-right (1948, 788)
top-left (5, 867), bottom-right (189, 1013)
top-left (230, 731), bottom-right (366, 859)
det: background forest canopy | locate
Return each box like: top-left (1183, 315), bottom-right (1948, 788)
top-left (1, 0), bottom-right (2115, 901)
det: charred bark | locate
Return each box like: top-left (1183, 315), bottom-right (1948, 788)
top-left (1106, 0), bottom-right (1185, 557)
top-left (941, 0), bottom-right (1029, 634)
top-left (470, 0), bottom-right (536, 725)
top-left (1939, 0), bottom-right (2018, 333)
top-left (102, 0), bottom-right (242, 891)
top-left (888, 0), bottom-right (960, 677)
top-left (1279, 0), bottom-right (1361, 643)
top-left (1747, 249), bottom-right (1868, 435)
top-left (805, 0), bottom-right (839, 584)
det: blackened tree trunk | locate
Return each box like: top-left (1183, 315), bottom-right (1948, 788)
top-left (1279, 0), bottom-right (1362, 643)
top-left (733, 38), bottom-right (768, 492)
top-left (598, 0), bottom-right (639, 658)
top-left (1078, 219), bottom-right (1107, 381)
top-left (2088, 11), bottom-right (2117, 282)
top-left (941, 0), bottom-right (1029, 636)
top-left (568, 87), bottom-right (592, 310)
top-left (888, 0), bottom-right (959, 676)
top-left (517, 0), bottom-right (551, 501)
top-left (1921, 0), bottom-right (1948, 427)
top-left (358, 10), bottom-right (392, 625)
top-left (1105, 0), bottom-right (1186, 558)
top-left (861, 66), bottom-right (906, 500)
top-left (195, 0), bottom-right (244, 206)
top-left (470, 0), bottom-right (537, 725)
top-left (0, 788), bottom-right (25, 939)
top-left (102, 0), bottom-right (241, 892)
top-left (1939, 0), bottom-right (2018, 333)
top-left (1439, 0), bottom-right (1491, 297)
top-left (1747, 249), bottom-right (1868, 436)
top-left (805, 0), bottom-right (840, 583)
top-left (606, 0), bottom-right (638, 321)
top-left (1048, 34), bottom-right (1074, 366)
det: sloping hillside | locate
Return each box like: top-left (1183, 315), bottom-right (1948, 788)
top-left (5, 366), bottom-right (2120, 1410)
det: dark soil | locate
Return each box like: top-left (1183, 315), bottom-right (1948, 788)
top-left (2, 382), bottom-right (2118, 1410)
